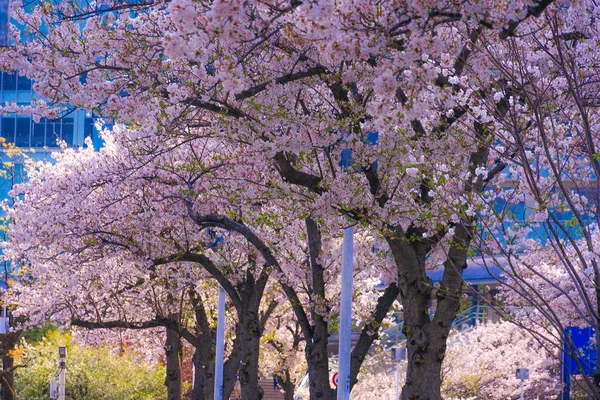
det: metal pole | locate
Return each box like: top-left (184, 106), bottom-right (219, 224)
top-left (520, 378), bottom-right (524, 400)
top-left (213, 285), bottom-right (226, 400)
top-left (58, 347), bottom-right (66, 400)
top-left (2, 306), bottom-right (7, 333)
top-left (337, 226), bottom-right (354, 400)
top-left (395, 360), bottom-right (400, 400)
top-left (395, 315), bottom-right (400, 400)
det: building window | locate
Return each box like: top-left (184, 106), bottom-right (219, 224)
top-left (32, 119), bottom-right (45, 147)
top-left (46, 120), bottom-right (62, 147)
top-left (84, 117), bottom-right (94, 140)
top-left (17, 75), bottom-right (32, 91)
top-left (0, 116), bottom-right (75, 147)
top-left (1, 116), bottom-right (14, 142)
top-left (15, 117), bottom-right (30, 147)
top-left (1, 72), bottom-right (32, 92)
top-left (1, 72), bottom-right (16, 91)
top-left (62, 118), bottom-right (74, 145)
top-left (0, 0), bottom-right (8, 47)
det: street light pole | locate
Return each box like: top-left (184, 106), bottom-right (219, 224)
top-left (58, 346), bottom-right (66, 400)
top-left (213, 285), bottom-right (226, 400)
top-left (337, 226), bottom-right (354, 400)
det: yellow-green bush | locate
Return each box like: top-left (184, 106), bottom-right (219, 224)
top-left (13, 329), bottom-right (166, 400)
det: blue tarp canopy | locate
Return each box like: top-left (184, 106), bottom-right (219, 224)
top-left (427, 256), bottom-right (507, 284)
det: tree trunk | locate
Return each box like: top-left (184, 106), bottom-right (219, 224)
top-left (276, 370), bottom-right (295, 400)
top-left (0, 328), bottom-right (20, 400)
top-left (190, 302), bottom-right (215, 400)
top-left (191, 347), bottom-right (210, 400)
top-left (305, 317), bottom-right (335, 400)
top-left (387, 225), bottom-right (466, 400)
top-left (401, 293), bottom-right (451, 400)
top-left (223, 340), bottom-right (241, 400)
top-left (165, 327), bottom-right (183, 400)
top-left (0, 354), bottom-right (15, 400)
top-left (238, 302), bottom-right (263, 400)
top-left (303, 218), bottom-right (336, 400)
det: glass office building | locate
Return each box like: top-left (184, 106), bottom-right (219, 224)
top-left (0, 0), bottom-right (96, 152)
top-left (0, 72), bottom-right (95, 150)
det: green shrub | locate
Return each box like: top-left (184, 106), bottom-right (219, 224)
top-left (13, 329), bottom-right (167, 400)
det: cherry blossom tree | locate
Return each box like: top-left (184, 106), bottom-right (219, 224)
top-left (470, 4), bottom-right (600, 397)
top-left (0, 142), bottom-right (30, 400)
top-left (0, 1), bottom-right (564, 399)
top-left (4, 135), bottom-right (270, 399)
top-left (6, 127), bottom-right (396, 399)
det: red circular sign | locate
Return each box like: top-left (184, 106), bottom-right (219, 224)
top-left (332, 372), bottom-right (339, 388)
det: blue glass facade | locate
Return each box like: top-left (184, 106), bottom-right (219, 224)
top-left (0, 0), bottom-right (7, 47)
top-left (0, 71), bottom-right (94, 153)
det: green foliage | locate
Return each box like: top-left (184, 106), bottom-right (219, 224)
top-left (13, 329), bottom-right (166, 400)
top-left (20, 323), bottom-right (57, 343)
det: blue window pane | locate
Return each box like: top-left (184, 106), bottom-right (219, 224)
top-left (1, 117), bottom-right (14, 143)
top-left (32, 119), bottom-right (45, 147)
top-left (84, 117), bottom-right (93, 139)
top-left (84, 116), bottom-right (96, 147)
top-left (2, 72), bottom-right (16, 90)
top-left (62, 118), bottom-right (74, 145)
top-left (15, 117), bottom-right (30, 147)
top-left (0, 0), bottom-right (8, 47)
top-left (46, 120), bottom-right (61, 147)
top-left (17, 75), bottom-right (31, 91)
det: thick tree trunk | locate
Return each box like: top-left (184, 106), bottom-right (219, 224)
top-left (238, 305), bottom-right (263, 400)
top-left (229, 271), bottom-right (266, 400)
top-left (400, 269), bottom-right (442, 400)
top-left (0, 328), bottom-right (20, 400)
top-left (191, 347), bottom-right (211, 400)
top-left (191, 299), bottom-right (215, 400)
top-left (393, 224), bottom-right (469, 400)
top-left (191, 335), bottom-right (240, 400)
top-left (401, 294), bottom-right (451, 400)
top-left (305, 316), bottom-right (335, 400)
top-left (165, 327), bottom-right (183, 400)
top-left (0, 354), bottom-right (15, 400)
top-left (303, 218), bottom-right (336, 400)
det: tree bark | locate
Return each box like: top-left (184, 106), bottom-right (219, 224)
top-left (190, 293), bottom-right (215, 400)
top-left (0, 354), bottom-right (15, 400)
top-left (304, 218), bottom-right (335, 400)
top-left (273, 370), bottom-right (295, 400)
top-left (0, 327), bottom-right (20, 400)
top-left (191, 347), bottom-right (210, 400)
top-left (165, 327), bottom-right (183, 400)
top-left (305, 317), bottom-right (335, 400)
top-left (237, 293), bottom-right (263, 400)
top-left (401, 289), bottom-right (449, 400)
top-left (386, 223), bottom-right (470, 400)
